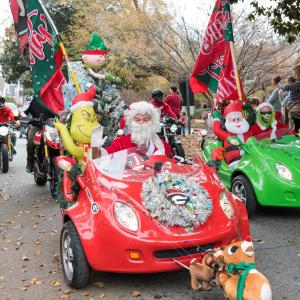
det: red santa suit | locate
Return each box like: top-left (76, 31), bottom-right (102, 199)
top-left (149, 99), bottom-right (178, 120)
top-left (164, 92), bottom-right (181, 117)
top-left (250, 102), bottom-right (287, 139)
top-left (104, 134), bottom-right (173, 156)
top-left (213, 102), bottom-right (252, 164)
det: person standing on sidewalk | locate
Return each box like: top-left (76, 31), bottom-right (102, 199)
top-left (164, 85), bottom-right (182, 119)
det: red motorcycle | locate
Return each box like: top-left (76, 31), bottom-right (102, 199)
top-left (30, 118), bottom-right (61, 198)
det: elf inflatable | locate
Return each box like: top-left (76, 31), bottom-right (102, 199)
top-left (213, 102), bottom-right (252, 166)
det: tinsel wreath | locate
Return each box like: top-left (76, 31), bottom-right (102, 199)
top-left (141, 172), bottom-right (213, 232)
top-left (56, 163), bottom-right (82, 209)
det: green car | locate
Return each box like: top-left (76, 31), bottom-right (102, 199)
top-left (202, 128), bottom-right (300, 216)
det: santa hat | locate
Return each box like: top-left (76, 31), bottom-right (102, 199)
top-left (256, 101), bottom-right (274, 112)
top-left (70, 85), bottom-right (96, 112)
top-left (224, 102), bottom-right (243, 119)
top-left (83, 32), bottom-right (108, 55)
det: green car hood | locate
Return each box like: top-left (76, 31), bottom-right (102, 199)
top-left (247, 135), bottom-right (300, 167)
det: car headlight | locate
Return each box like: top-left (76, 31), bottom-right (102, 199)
top-left (220, 192), bottom-right (234, 219)
top-left (170, 124), bottom-right (177, 133)
top-left (114, 202), bottom-right (139, 232)
top-left (275, 163), bottom-right (292, 181)
top-left (0, 126), bottom-right (9, 136)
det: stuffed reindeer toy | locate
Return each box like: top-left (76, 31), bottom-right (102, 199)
top-left (216, 236), bottom-right (272, 300)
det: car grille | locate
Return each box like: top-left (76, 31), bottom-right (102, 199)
top-left (155, 243), bottom-right (215, 259)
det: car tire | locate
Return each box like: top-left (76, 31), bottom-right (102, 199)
top-left (60, 221), bottom-right (90, 289)
top-left (172, 143), bottom-right (185, 159)
top-left (1, 143), bottom-right (9, 173)
top-left (231, 175), bottom-right (257, 217)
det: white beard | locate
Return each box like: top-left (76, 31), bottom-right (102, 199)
top-left (130, 121), bottom-right (156, 149)
top-left (225, 119), bottom-right (249, 135)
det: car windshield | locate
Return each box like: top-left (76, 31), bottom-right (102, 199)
top-left (254, 127), bottom-right (296, 141)
top-left (93, 148), bottom-right (203, 182)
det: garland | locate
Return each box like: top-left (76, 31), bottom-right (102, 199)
top-left (141, 172), bottom-right (213, 232)
top-left (56, 162), bottom-right (82, 209)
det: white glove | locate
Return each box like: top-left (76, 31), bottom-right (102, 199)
top-left (91, 125), bottom-right (108, 148)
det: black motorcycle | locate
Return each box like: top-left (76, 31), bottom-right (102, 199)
top-left (159, 116), bottom-right (185, 158)
top-left (27, 118), bottom-right (61, 198)
top-left (0, 123), bottom-right (14, 173)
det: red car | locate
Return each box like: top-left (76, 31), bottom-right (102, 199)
top-left (57, 148), bottom-right (249, 288)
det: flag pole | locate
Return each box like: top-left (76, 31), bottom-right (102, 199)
top-left (37, 0), bottom-right (81, 94)
top-left (229, 41), bottom-right (243, 101)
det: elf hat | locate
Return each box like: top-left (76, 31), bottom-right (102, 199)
top-left (256, 101), bottom-right (274, 112)
top-left (224, 101), bottom-right (243, 118)
top-left (70, 85), bottom-right (96, 112)
top-left (83, 32), bottom-right (108, 55)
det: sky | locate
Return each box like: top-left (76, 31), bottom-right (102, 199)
top-left (0, 0), bottom-right (273, 42)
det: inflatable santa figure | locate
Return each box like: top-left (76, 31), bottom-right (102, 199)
top-left (213, 102), bottom-right (252, 165)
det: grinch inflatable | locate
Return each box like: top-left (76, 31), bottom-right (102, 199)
top-left (55, 85), bottom-right (99, 167)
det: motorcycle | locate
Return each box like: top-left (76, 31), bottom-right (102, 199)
top-left (29, 118), bottom-right (61, 198)
top-left (159, 116), bottom-right (185, 158)
top-left (0, 123), bottom-right (15, 173)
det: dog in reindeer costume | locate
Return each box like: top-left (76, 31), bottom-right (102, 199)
top-left (216, 236), bottom-right (272, 300)
top-left (213, 102), bottom-right (252, 168)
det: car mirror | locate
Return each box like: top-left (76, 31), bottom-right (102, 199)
top-left (56, 156), bottom-right (75, 171)
top-left (227, 136), bottom-right (242, 146)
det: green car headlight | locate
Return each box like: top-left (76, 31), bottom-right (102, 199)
top-left (114, 202), bottom-right (139, 232)
top-left (220, 192), bottom-right (234, 219)
top-left (275, 163), bottom-right (292, 181)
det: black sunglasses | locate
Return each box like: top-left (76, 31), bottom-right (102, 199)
top-left (260, 111), bottom-right (272, 115)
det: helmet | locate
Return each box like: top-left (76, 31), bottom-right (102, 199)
top-left (0, 97), bottom-right (5, 109)
top-left (151, 88), bottom-right (163, 98)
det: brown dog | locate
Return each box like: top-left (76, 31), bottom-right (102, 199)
top-left (216, 237), bottom-right (272, 300)
top-left (189, 253), bottom-right (215, 291)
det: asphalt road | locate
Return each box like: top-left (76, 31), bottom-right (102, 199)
top-left (0, 139), bottom-right (299, 300)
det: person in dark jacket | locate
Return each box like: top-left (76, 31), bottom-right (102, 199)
top-left (22, 97), bottom-right (55, 172)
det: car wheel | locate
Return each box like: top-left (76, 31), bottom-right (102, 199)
top-left (60, 221), bottom-right (90, 288)
top-left (232, 175), bottom-right (257, 217)
top-left (172, 143), bottom-right (185, 159)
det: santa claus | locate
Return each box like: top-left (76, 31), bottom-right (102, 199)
top-left (91, 101), bottom-right (173, 158)
top-left (213, 101), bottom-right (252, 166)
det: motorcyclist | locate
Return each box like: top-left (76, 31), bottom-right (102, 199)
top-left (149, 89), bottom-right (178, 120)
top-left (0, 97), bottom-right (17, 149)
top-left (22, 96), bottom-right (55, 173)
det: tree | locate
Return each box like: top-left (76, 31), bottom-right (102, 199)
top-left (231, 0), bottom-right (300, 43)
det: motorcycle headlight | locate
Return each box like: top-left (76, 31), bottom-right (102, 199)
top-left (114, 202), bottom-right (139, 232)
top-left (45, 125), bottom-right (59, 141)
top-left (0, 126), bottom-right (9, 136)
top-left (170, 124), bottom-right (177, 133)
top-left (275, 163), bottom-right (292, 181)
top-left (220, 192), bottom-right (234, 219)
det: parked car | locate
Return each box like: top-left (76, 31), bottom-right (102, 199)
top-left (202, 128), bottom-right (300, 216)
top-left (56, 148), bottom-right (249, 288)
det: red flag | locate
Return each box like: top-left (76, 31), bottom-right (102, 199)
top-left (189, 0), bottom-right (245, 102)
top-left (9, 0), bottom-right (28, 53)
